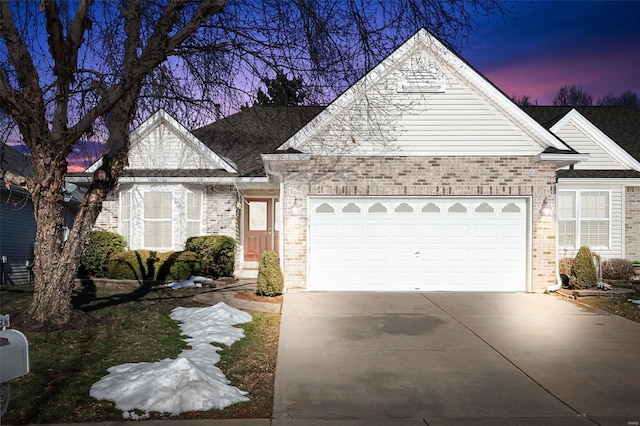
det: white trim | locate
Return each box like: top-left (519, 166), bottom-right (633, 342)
top-left (557, 189), bottom-right (612, 250)
top-left (533, 152), bottom-right (590, 168)
top-left (67, 176), bottom-right (268, 185)
top-left (551, 109), bottom-right (640, 171)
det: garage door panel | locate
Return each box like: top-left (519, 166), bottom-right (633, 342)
top-left (309, 197), bottom-right (527, 292)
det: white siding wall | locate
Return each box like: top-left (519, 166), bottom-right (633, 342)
top-left (302, 53), bottom-right (544, 156)
top-left (128, 121), bottom-right (217, 170)
top-left (555, 121), bottom-right (625, 170)
top-left (557, 182), bottom-right (624, 260)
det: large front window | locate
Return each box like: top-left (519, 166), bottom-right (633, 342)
top-left (119, 185), bottom-right (204, 250)
top-left (558, 191), bottom-right (609, 249)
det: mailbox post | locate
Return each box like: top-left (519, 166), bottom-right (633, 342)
top-left (0, 314), bottom-right (30, 417)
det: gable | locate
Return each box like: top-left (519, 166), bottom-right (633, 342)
top-left (551, 111), bottom-right (639, 171)
top-left (86, 110), bottom-right (236, 173)
top-left (280, 28), bottom-right (567, 157)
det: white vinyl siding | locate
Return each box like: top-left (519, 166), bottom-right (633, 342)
top-left (558, 190), bottom-right (610, 250)
top-left (554, 120), bottom-right (627, 170)
top-left (300, 60), bottom-right (545, 157)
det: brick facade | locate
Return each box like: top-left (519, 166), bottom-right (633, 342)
top-left (277, 156), bottom-right (558, 293)
top-left (626, 186), bottom-right (640, 260)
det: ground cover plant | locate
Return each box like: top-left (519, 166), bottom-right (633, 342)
top-left (0, 282), bottom-right (280, 424)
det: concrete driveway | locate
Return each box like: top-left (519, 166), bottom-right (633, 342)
top-left (272, 292), bottom-right (640, 425)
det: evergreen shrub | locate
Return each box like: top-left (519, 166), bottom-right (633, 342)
top-left (569, 245), bottom-right (598, 289)
top-left (80, 231), bottom-right (127, 277)
top-left (185, 235), bottom-right (236, 278)
top-left (256, 250), bottom-right (284, 296)
top-left (107, 250), bottom-right (200, 282)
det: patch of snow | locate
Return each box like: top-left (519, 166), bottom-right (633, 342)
top-left (166, 275), bottom-right (210, 289)
top-left (628, 299), bottom-right (640, 306)
top-left (90, 303), bottom-right (253, 417)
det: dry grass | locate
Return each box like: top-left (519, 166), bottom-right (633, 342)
top-left (0, 282), bottom-right (280, 423)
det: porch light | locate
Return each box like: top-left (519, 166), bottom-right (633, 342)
top-left (291, 198), bottom-right (302, 216)
top-left (539, 197), bottom-right (552, 217)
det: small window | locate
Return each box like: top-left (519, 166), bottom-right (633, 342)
top-left (342, 202), bottom-right (361, 213)
top-left (315, 203), bottom-right (334, 213)
top-left (448, 202), bottom-right (467, 213)
top-left (502, 203), bottom-right (521, 213)
top-left (422, 203), bottom-right (440, 213)
top-left (394, 202), bottom-right (413, 213)
top-left (475, 203), bottom-right (494, 213)
top-left (368, 202), bottom-right (387, 213)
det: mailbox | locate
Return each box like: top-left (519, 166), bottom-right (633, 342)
top-left (0, 329), bottom-right (30, 383)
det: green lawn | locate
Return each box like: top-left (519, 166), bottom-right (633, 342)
top-left (0, 282), bottom-right (280, 424)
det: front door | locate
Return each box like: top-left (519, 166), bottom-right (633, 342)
top-left (244, 198), bottom-right (279, 262)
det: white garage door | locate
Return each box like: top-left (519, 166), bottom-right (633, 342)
top-left (308, 197), bottom-right (528, 292)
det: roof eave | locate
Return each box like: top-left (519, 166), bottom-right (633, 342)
top-left (533, 153), bottom-right (590, 168)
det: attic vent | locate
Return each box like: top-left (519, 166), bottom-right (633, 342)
top-left (397, 56), bottom-right (445, 93)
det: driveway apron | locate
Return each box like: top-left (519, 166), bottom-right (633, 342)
top-left (272, 292), bottom-right (640, 425)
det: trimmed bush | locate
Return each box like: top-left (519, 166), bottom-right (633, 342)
top-left (569, 246), bottom-right (598, 289)
top-left (256, 250), bottom-right (284, 297)
top-left (80, 231), bottom-right (127, 277)
top-left (107, 250), bottom-right (200, 282)
top-left (185, 235), bottom-right (236, 278)
top-left (602, 258), bottom-right (634, 280)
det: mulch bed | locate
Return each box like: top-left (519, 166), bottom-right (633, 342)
top-left (234, 291), bottom-right (283, 304)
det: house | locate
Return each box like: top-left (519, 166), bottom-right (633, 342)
top-left (71, 28), bottom-right (640, 292)
top-left (1, 144), bottom-right (83, 285)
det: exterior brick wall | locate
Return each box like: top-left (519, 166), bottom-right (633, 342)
top-left (203, 186), bottom-right (238, 239)
top-left (93, 193), bottom-right (119, 233)
top-left (278, 156), bottom-right (558, 293)
top-left (626, 186), bottom-right (640, 260)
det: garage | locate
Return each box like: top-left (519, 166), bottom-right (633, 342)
top-left (308, 197), bottom-right (529, 292)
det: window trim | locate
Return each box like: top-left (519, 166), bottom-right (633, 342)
top-left (557, 190), bottom-right (611, 249)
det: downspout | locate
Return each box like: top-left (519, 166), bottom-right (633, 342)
top-left (263, 160), bottom-right (285, 277)
top-left (547, 192), bottom-right (562, 292)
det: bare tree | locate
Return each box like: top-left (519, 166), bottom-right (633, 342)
top-left (597, 90), bottom-right (640, 109)
top-left (553, 85), bottom-right (593, 106)
top-left (511, 94), bottom-right (537, 106)
top-left (0, 0), bottom-right (510, 327)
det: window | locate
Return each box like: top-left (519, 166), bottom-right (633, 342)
top-left (144, 192), bottom-right (172, 248)
top-left (186, 191), bottom-right (202, 238)
top-left (558, 191), bottom-right (609, 249)
top-left (120, 192), bottom-right (132, 245)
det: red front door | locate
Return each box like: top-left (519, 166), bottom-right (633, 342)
top-left (244, 198), bottom-right (278, 262)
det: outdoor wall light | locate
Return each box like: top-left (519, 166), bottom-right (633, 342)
top-left (291, 198), bottom-right (302, 216)
top-left (539, 197), bottom-right (552, 217)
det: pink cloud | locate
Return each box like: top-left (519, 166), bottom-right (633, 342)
top-left (483, 46), bottom-right (640, 104)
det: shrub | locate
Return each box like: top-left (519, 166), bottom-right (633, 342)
top-left (569, 245), bottom-right (598, 289)
top-left (107, 250), bottom-right (200, 282)
top-left (80, 231), bottom-right (127, 277)
top-left (559, 257), bottom-right (573, 276)
top-left (256, 250), bottom-right (284, 296)
top-left (185, 235), bottom-right (236, 278)
top-left (602, 258), bottom-right (634, 280)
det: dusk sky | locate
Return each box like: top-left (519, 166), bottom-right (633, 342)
top-left (460, 0), bottom-right (640, 105)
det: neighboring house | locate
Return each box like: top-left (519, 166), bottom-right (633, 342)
top-left (71, 28), bottom-right (639, 292)
top-left (1, 144), bottom-right (82, 285)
